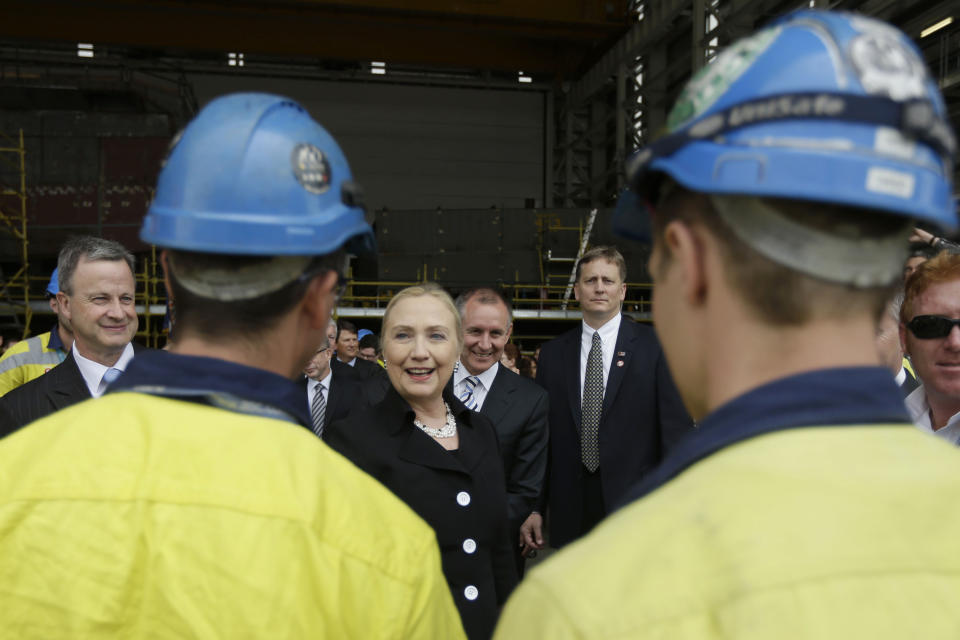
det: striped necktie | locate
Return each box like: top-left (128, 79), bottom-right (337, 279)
top-left (311, 384), bottom-right (327, 437)
top-left (459, 376), bottom-right (480, 411)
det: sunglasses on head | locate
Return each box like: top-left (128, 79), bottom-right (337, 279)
top-left (906, 315), bottom-right (960, 339)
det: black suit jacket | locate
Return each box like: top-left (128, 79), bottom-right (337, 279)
top-left (0, 345), bottom-right (150, 439)
top-left (333, 355), bottom-right (384, 381)
top-left (297, 370), bottom-right (364, 434)
top-left (535, 316), bottom-right (693, 547)
top-left (447, 363), bottom-right (549, 535)
top-left (326, 387), bottom-right (517, 640)
top-left (0, 349), bottom-right (89, 438)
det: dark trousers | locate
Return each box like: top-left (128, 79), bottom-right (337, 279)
top-left (579, 465), bottom-right (606, 537)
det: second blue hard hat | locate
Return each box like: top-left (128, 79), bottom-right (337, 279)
top-left (615, 10), bottom-right (957, 239)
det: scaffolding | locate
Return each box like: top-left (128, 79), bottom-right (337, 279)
top-left (0, 129), bottom-right (29, 338)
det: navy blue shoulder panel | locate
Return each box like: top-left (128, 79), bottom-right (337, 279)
top-left (617, 367), bottom-right (910, 508)
top-left (107, 350), bottom-right (311, 428)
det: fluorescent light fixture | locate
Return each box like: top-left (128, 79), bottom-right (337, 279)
top-left (921, 16), bottom-right (953, 38)
top-left (371, 61), bottom-right (386, 68)
top-left (228, 52), bottom-right (244, 67)
top-left (518, 71), bottom-right (532, 84)
top-left (371, 68), bottom-right (386, 75)
top-left (371, 61), bottom-right (386, 75)
top-left (77, 43), bottom-right (94, 58)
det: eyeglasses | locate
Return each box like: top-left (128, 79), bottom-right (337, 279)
top-left (906, 315), bottom-right (960, 339)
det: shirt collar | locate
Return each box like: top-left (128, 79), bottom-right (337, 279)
top-left (618, 366), bottom-right (910, 508)
top-left (904, 382), bottom-right (960, 433)
top-left (308, 370), bottom-right (332, 393)
top-left (73, 342), bottom-right (135, 394)
top-left (107, 350), bottom-right (311, 427)
top-left (454, 359), bottom-right (499, 390)
top-left (894, 367), bottom-right (906, 387)
top-left (581, 313), bottom-right (621, 342)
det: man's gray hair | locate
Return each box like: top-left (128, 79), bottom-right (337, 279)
top-left (58, 236), bottom-right (135, 296)
top-left (454, 287), bottom-right (513, 324)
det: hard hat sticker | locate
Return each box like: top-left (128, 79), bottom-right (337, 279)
top-left (292, 143), bottom-right (332, 194)
top-left (848, 27), bottom-right (925, 101)
top-left (667, 26), bottom-right (780, 132)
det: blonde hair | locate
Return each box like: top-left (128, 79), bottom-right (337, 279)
top-left (382, 283), bottom-right (463, 352)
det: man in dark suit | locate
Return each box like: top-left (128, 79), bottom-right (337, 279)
top-left (298, 336), bottom-right (363, 437)
top-left (533, 245), bottom-right (693, 548)
top-left (0, 236), bottom-right (141, 437)
top-left (449, 287), bottom-right (548, 574)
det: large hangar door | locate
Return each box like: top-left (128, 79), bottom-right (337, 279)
top-left (186, 74), bottom-right (545, 211)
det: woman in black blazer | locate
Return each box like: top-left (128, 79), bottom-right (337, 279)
top-left (326, 284), bottom-right (517, 640)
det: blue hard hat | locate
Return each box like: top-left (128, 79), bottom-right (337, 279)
top-left (45, 268), bottom-right (59, 296)
top-left (614, 10), bottom-right (957, 240)
top-left (141, 93), bottom-right (374, 256)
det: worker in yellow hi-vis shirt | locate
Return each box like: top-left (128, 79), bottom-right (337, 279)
top-left (0, 269), bottom-right (73, 396)
top-left (0, 94), bottom-right (465, 639)
top-left (497, 10), bottom-right (960, 640)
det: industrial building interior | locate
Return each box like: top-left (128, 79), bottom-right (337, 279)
top-left (0, 0), bottom-right (957, 347)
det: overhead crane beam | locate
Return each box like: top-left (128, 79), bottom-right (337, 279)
top-left (0, 1), bottom-right (630, 77)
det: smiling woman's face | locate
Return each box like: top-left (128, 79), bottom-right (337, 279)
top-left (382, 294), bottom-right (459, 405)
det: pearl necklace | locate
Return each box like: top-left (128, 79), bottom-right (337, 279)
top-left (414, 402), bottom-right (457, 438)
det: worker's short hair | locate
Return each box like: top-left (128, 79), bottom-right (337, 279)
top-left (650, 183), bottom-right (901, 326)
top-left (166, 249), bottom-right (344, 339)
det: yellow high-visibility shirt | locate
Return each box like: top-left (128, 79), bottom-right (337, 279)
top-left (496, 426), bottom-right (960, 639)
top-left (0, 391), bottom-right (466, 639)
top-left (0, 330), bottom-right (67, 396)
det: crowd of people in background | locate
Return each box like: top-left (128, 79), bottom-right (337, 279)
top-left (0, 9), bottom-right (959, 639)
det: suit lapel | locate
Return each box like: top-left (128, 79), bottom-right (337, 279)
top-left (479, 364), bottom-right (513, 426)
top-left (50, 352), bottom-right (91, 410)
top-left (398, 427), bottom-right (469, 474)
top-left (454, 413), bottom-right (488, 473)
top-left (325, 375), bottom-right (341, 427)
top-left (565, 329), bottom-right (582, 428)
top-left (601, 319), bottom-right (634, 420)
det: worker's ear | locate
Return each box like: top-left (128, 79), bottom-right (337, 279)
top-left (159, 251), bottom-right (175, 304)
top-left (302, 270), bottom-right (340, 330)
top-left (662, 220), bottom-right (709, 308)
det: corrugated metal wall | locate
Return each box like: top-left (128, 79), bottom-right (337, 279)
top-left (184, 74), bottom-right (545, 211)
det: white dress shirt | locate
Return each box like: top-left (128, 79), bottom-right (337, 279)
top-left (453, 360), bottom-right (500, 411)
top-left (904, 384), bottom-right (960, 446)
top-left (579, 314), bottom-right (622, 397)
top-left (894, 367), bottom-right (907, 387)
top-left (73, 342), bottom-right (135, 398)
top-left (307, 370), bottom-right (332, 408)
